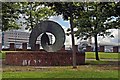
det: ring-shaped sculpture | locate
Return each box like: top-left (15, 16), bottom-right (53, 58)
top-left (29, 20), bottom-right (65, 52)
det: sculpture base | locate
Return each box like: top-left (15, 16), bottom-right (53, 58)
top-left (5, 51), bottom-right (85, 66)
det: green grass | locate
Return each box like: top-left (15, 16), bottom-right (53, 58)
top-left (0, 51), bottom-right (6, 59)
top-left (0, 51), bottom-right (2, 59)
top-left (3, 71), bottom-right (118, 78)
top-left (0, 51), bottom-right (18, 59)
top-left (86, 52), bottom-right (119, 59)
top-left (3, 66), bottom-right (118, 78)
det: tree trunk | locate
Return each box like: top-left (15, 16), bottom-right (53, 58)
top-left (94, 34), bottom-right (99, 60)
top-left (94, 3), bottom-right (99, 60)
top-left (70, 16), bottom-right (77, 68)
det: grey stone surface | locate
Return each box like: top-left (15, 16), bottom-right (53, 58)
top-left (29, 20), bottom-right (65, 52)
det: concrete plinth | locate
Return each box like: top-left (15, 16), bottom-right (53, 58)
top-left (99, 46), bottom-right (104, 52)
top-left (35, 44), bottom-right (40, 51)
top-left (10, 43), bottom-right (15, 51)
top-left (113, 46), bottom-right (118, 53)
top-left (22, 43), bottom-right (27, 51)
top-left (86, 46), bottom-right (91, 52)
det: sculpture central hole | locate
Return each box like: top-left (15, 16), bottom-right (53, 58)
top-left (45, 32), bottom-right (55, 45)
top-left (36, 33), bottom-right (55, 47)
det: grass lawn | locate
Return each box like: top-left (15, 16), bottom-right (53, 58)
top-left (0, 51), bottom-right (18, 59)
top-left (85, 52), bottom-right (118, 59)
top-left (2, 65), bottom-right (118, 78)
top-left (0, 51), bottom-right (6, 59)
top-left (3, 70), bottom-right (118, 78)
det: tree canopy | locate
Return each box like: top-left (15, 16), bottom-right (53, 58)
top-left (74, 2), bottom-right (120, 60)
top-left (1, 2), bottom-right (54, 31)
top-left (20, 2), bottom-right (55, 31)
top-left (2, 2), bottom-right (21, 31)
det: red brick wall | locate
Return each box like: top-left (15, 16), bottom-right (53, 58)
top-left (5, 51), bottom-right (85, 66)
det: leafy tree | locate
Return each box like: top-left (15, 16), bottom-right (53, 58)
top-left (45, 2), bottom-right (84, 68)
top-left (20, 2), bottom-right (55, 31)
top-left (75, 2), bottom-right (120, 60)
top-left (2, 2), bottom-right (21, 31)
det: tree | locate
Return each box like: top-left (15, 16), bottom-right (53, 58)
top-left (1, 2), bottom-right (54, 31)
top-left (75, 2), bottom-right (120, 60)
top-left (2, 2), bottom-right (21, 31)
top-left (45, 2), bottom-right (84, 68)
top-left (20, 2), bottom-right (55, 31)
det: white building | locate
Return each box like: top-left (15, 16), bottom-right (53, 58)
top-left (2, 30), bottom-right (52, 49)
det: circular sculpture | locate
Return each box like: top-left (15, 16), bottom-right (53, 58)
top-left (29, 20), bottom-right (65, 52)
